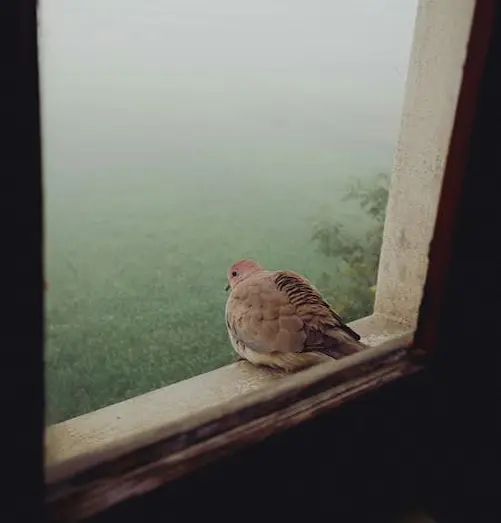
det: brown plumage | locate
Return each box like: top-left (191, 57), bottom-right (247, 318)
top-left (225, 259), bottom-right (367, 371)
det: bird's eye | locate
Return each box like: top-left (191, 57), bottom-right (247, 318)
top-left (231, 270), bottom-right (238, 277)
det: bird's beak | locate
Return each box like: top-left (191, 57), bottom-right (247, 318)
top-left (225, 283), bottom-right (230, 291)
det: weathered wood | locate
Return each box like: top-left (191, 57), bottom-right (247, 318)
top-left (46, 332), bottom-right (418, 522)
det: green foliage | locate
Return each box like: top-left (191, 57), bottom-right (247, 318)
top-left (311, 172), bottom-right (390, 322)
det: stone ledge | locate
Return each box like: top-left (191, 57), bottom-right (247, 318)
top-left (45, 313), bottom-right (411, 472)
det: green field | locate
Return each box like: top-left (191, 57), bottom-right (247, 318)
top-left (44, 142), bottom-right (393, 424)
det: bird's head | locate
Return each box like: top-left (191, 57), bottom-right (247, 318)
top-left (225, 259), bottom-right (264, 291)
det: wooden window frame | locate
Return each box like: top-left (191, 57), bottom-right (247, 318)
top-left (3, 0), bottom-right (498, 521)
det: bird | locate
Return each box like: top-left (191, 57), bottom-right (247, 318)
top-left (224, 259), bottom-right (367, 372)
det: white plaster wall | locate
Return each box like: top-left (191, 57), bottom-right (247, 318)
top-left (374, 0), bottom-right (476, 326)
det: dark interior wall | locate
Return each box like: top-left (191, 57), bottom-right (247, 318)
top-left (2, 2), bottom-right (45, 523)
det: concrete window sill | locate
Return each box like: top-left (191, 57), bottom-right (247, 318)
top-left (45, 314), bottom-right (410, 470)
top-left (45, 313), bottom-right (417, 521)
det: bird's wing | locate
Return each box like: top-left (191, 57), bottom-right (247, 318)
top-left (274, 270), bottom-right (361, 340)
top-left (273, 270), bottom-right (363, 358)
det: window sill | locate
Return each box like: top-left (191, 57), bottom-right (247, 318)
top-left (45, 313), bottom-right (420, 521)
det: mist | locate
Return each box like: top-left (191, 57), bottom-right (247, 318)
top-left (40, 0), bottom-right (418, 423)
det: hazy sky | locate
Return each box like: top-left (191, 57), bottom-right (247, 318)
top-left (39, 1), bottom-right (417, 78)
top-left (40, 0), bottom-right (417, 209)
top-left (39, 0), bottom-right (418, 159)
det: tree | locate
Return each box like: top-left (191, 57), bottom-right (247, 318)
top-left (311, 172), bottom-right (390, 322)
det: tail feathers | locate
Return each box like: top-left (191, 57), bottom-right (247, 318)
top-left (306, 327), bottom-right (367, 360)
top-left (316, 341), bottom-right (365, 359)
top-left (338, 322), bottom-right (362, 341)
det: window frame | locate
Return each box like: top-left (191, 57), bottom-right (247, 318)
top-left (26, 0), bottom-right (495, 521)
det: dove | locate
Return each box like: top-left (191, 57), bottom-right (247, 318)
top-left (224, 259), bottom-right (367, 372)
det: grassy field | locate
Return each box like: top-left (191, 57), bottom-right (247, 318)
top-left (44, 143), bottom-right (392, 424)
